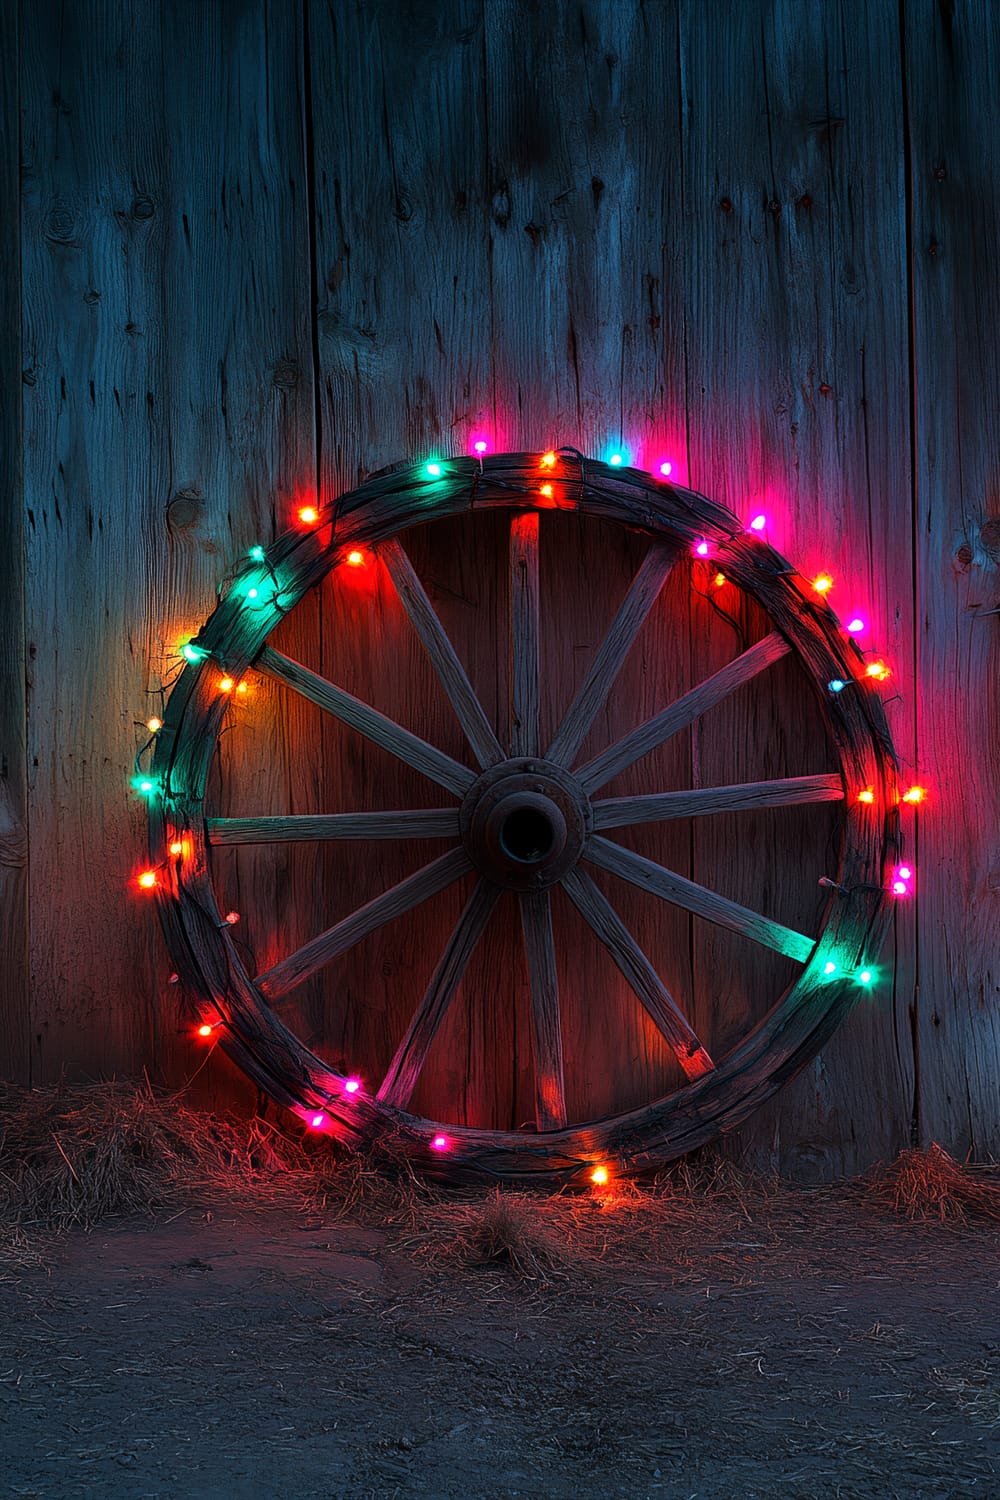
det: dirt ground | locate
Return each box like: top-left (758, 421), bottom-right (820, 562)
top-left (2, 1185), bottom-right (998, 1500)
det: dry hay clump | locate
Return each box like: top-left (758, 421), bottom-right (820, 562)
top-left (866, 1142), bottom-right (1000, 1225)
top-left (402, 1187), bottom-right (585, 1283)
top-left (0, 1080), bottom-right (310, 1232)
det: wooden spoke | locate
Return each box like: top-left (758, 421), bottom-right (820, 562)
top-left (256, 645), bottom-right (476, 797)
top-left (593, 773), bottom-right (844, 829)
top-left (546, 544), bottom-right (677, 768)
top-left (561, 869), bottom-right (713, 1080)
top-left (207, 809), bottom-right (461, 845)
top-left (586, 835), bottom-right (815, 964)
top-left (578, 631), bottom-right (791, 793)
top-left (377, 879), bottom-right (501, 1109)
top-left (256, 846), bottom-right (473, 1002)
top-left (380, 539), bottom-right (504, 769)
top-left (518, 890), bottom-right (568, 1129)
top-left (509, 511), bottom-right (540, 756)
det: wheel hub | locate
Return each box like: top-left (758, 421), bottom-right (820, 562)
top-left (460, 758), bottom-right (592, 890)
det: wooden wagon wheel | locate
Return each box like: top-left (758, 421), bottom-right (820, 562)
top-left (149, 451), bottom-right (899, 1185)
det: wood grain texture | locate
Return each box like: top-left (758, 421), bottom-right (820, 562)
top-left (508, 512), bottom-right (540, 756)
top-left (257, 644), bottom-right (476, 796)
top-left (678, 0), bottom-right (916, 1177)
top-left (19, 0), bottom-right (313, 1093)
top-left (257, 846), bottom-right (473, 1002)
top-left (0, 0), bottom-right (28, 1082)
top-left (207, 810), bottom-right (460, 845)
top-left (579, 632), bottom-right (792, 792)
top-left (594, 774), bottom-right (845, 828)
top-left (518, 890), bottom-right (568, 1129)
top-left (11, 0), bottom-right (997, 1176)
top-left (904, 0), bottom-right (1000, 1160)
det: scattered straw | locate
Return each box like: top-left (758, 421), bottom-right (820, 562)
top-left (865, 1143), bottom-right (1000, 1224)
top-left (401, 1187), bottom-right (584, 1282)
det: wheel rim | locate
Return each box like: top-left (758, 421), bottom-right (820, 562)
top-left (150, 452), bottom-right (899, 1184)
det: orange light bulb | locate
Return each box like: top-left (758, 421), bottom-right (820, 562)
top-left (812, 574), bottom-right (834, 595)
top-left (146, 717), bottom-right (163, 733)
top-left (138, 870), bottom-right (157, 890)
top-left (540, 450), bottom-right (557, 469)
top-left (857, 787), bottom-right (875, 804)
top-left (591, 1166), bottom-right (609, 1186)
top-left (346, 549), bottom-right (364, 567)
top-left (236, 682), bottom-right (248, 695)
top-left (197, 1023), bottom-right (213, 1038)
top-left (865, 661), bottom-right (891, 681)
top-left (299, 505), bottom-right (319, 525)
top-left (540, 483), bottom-right (553, 498)
top-left (903, 785), bottom-right (926, 804)
top-left (713, 572), bottom-right (727, 588)
top-left (168, 840), bottom-right (184, 857)
top-left (219, 676), bottom-right (234, 693)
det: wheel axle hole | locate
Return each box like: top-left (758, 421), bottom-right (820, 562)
top-left (500, 806), bottom-right (555, 863)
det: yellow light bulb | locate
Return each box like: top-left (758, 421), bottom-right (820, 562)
top-left (857, 787), bottom-right (875, 804)
top-left (219, 676), bottom-right (234, 693)
top-left (147, 717), bottom-right (163, 733)
top-left (812, 574), bottom-right (834, 594)
top-left (591, 1166), bottom-right (609, 1186)
top-left (903, 785), bottom-right (925, 804)
top-left (299, 505), bottom-right (319, 525)
top-left (138, 870), bottom-right (157, 889)
top-left (713, 572), bottom-right (727, 587)
top-left (540, 450), bottom-right (557, 469)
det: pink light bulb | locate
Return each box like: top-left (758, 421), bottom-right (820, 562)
top-left (897, 865), bottom-right (912, 881)
top-left (472, 437), bottom-right (488, 455)
top-left (846, 616), bottom-right (866, 635)
top-left (658, 460), bottom-right (673, 478)
top-left (749, 514), bottom-right (767, 532)
top-left (694, 539), bottom-right (710, 557)
top-left (892, 880), bottom-right (908, 895)
top-left (344, 1078), bottom-right (360, 1094)
top-left (431, 1134), bottom-right (448, 1151)
top-left (310, 1112), bottom-right (327, 1129)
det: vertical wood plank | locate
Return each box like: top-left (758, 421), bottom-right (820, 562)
top-left (20, 0), bottom-right (313, 1089)
top-left (0, 1), bottom-right (29, 1082)
top-left (904, 0), bottom-right (1000, 1160)
top-left (679, 0), bottom-right (915, 1176)
top-left (509, 511), bottom-right (540, 756)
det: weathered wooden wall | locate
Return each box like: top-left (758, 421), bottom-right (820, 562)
top-left (2, 0), bottom-right (997, 1177)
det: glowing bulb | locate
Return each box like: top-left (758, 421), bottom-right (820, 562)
top-left (893, 880), bottom-right (908, 895)
top-left (591, 1166), bottom-right (609, 1186)
top-left (236, 682), bottom-right (248, 696)
top-left (540, 483), bottom-right (553, 498)
top-left (865, 660), bottom-right (891, 681)
top-left (472, 438), bottom-right (488, 454)
top-left (609, 452), bottom-right (623, 467)
top-left (310, 1112), bottom-right (327, 1129)
top-left (658, 460), bottom-right (673, 477)
top-left (749, 514), bottom-right (767, 532)
top-left (246, 586), bottom-right (259, 600)
top-left (137, 870), bottom-right (157, 890)
top-left (168, 840), bottom-right (184, 857)
top-left (812, 574), bottom-right (834, 594)
top-left (828, 679), bottom-right (847, 693)
top-left (902, 786), bottom-right (925, 804)
top-left (540, 451), bottom-right (557, 469)
top-left (137, 778), bottom-right (155, 794)
top-left (299, 505), bottom-right (319, 525)
top-left (694, 539), bottom-right (710, 557)
top-left (182, 642), bottom-right (205, 663)
top-left (197, 1023), bottom-right (213, 1038)
top-left (146, 717), bottom-right (163, 733)
top-left (425, 462), bottom-right (442, 478)
top-left (431, 1134), bottom-right (448, 1151)
top-left (897, 865), bottom-right (912, 881)
top-left (344, 1078), bottom-right (360, 1094)
top-left (346, 549), bottom-right (364, 567)
top-left (713, 572), bottom-right (727, 588)
top-left (846, 616), bottom-right (865, 634)
top-left (224, 911), bottom-right (239, 925)
top-left (822, 961), bottom-right (837, 975)
top-left (857, 787), bottom-right (875, 804)
top-left (219, 676), bottom-right (234, 692)
top-left (249, 545), bottom-right (265, 562)
top-left (857, 969), bottom-right (873, 986)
